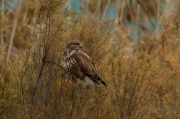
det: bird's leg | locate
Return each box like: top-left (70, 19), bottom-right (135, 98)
top-left (71, 77), bottom-right (77, 83)
top-left (85, 85), bottom-right (91, 89)
top-left (68, 72), bottom-right (77, 83)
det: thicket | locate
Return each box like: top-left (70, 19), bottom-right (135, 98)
top-left (0, 0), bottom-right (180, 119)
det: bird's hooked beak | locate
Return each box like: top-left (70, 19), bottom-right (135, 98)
top-left (79, 44), bottom-right (83, 49)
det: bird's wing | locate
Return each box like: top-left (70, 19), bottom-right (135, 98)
top-left (73, 50), bottom-right (98, 80)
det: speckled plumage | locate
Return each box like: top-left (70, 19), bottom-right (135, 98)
top-left (61, 40), bottom-right (106, 87)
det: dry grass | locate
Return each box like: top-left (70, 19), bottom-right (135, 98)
top-left (0, 0), bottom-right (180, 119)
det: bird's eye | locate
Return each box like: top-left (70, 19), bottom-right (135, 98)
top-left (74, 43), bottom-right (80, 45)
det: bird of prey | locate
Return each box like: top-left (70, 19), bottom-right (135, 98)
top-left (61, 40), bottom-right (106, 87)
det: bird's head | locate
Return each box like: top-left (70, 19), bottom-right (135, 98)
top-left (66, 40), bottom-right (83, 50)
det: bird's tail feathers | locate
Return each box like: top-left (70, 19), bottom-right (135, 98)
top-left (85, 73), bottom-right (107, 87)
top-left (97, 77), bottom-right (107, 87)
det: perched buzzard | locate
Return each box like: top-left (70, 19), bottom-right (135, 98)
top-left (61, 40), bottom-right (106, 87)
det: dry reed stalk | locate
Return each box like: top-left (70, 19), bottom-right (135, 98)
top-left (94, 0), bottom-right (101, 21)
top-left (119, 0), bottom-right (125, 25)
top-left (6, 0), bottom-right (22, 63)
top-left (101, 0), bottom-right (111, 21)
top-left (135, 3), bottom-right (140, 41)
top-left (1, 0), bottom-right (4, 46)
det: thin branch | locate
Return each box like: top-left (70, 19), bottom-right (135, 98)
top-left (44, 60), bottom-right (63, 69)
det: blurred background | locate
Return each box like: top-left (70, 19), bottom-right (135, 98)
top-left (1, 0), bottom-right (180, 61)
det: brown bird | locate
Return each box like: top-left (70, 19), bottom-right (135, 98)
top-left (61, 40), bottom-right (106, 87)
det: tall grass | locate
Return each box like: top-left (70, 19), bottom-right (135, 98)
top-left (0, 0), bottom-right (180, 118)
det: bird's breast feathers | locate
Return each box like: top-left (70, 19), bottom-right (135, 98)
top-left (61, 50), bottom-right (77, 71)
top-left (66, 49), bottom-right (76, 58)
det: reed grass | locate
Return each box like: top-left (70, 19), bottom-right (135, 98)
top-left (0, 0), bottom-right (180, 118)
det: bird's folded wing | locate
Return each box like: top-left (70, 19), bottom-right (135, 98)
top-left (74, 50), bottom-right (98, 79)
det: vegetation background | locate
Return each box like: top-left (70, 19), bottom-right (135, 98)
top-left (0, 0), bottom-right (180, 118)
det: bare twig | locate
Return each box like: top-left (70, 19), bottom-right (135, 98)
top-left (44, 60), bottom-right (63, 69)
